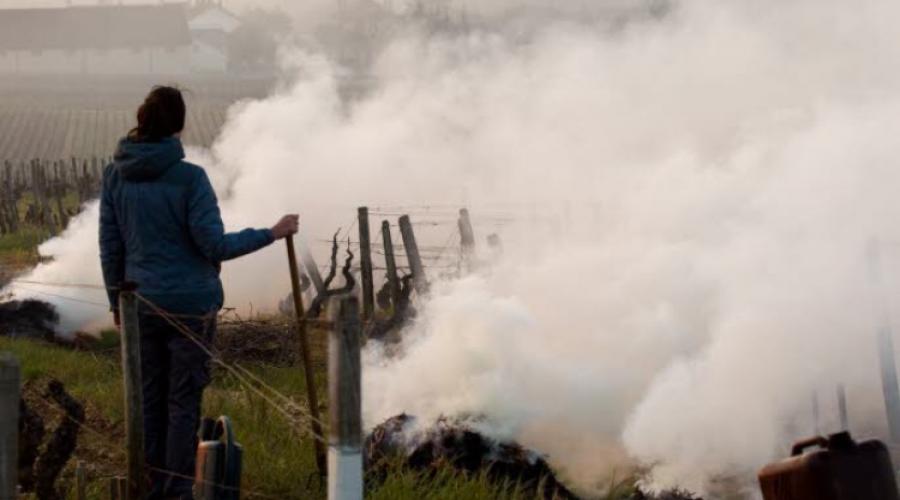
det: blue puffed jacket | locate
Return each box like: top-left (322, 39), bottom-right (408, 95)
top-left (99, 136), bottom-right (274, 315)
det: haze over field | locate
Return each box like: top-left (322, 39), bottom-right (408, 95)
top-left (7, 0), bottom-right (900, 497)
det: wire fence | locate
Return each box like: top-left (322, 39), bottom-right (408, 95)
top-left (1, 206), bottom-right (487, 495)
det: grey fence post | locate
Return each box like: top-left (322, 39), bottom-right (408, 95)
top-left (119, 286), bottom-right (145, 500)
top-left (398, 215), bottom-right (427, 295)
top-left (0, 353), bottom-right (18, 500)
top-left (328, 295), bottom-right (362, 500)
top-left (381, 221), bottom-right (402, 310)
top-left (358, 207), bottom-right (375, 321)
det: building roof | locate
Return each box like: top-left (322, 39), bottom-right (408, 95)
top-left (188, 4), bottom-right (240, 34)
top-left (0, 4), bottom-right (191, 51)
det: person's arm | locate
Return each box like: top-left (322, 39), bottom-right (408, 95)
top-left (188, 168), bottom-right (297, 262)
top-left (99, 167), bottom-right (125, 316)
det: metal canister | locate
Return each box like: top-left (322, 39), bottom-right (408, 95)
top-left (195, 416), bottom-right (243, 500)
top-left (758, 431), bottom-right (899, 500)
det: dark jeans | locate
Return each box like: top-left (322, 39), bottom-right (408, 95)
top-left (139, 312), bottom-right (215, 500)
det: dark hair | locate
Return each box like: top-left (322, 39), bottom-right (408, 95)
top-left (129, 86), bottom-right (186, 142)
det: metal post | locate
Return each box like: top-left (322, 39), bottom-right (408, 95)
top-left (119, 286), bottom-right (144, 500)
top-left (0, 353), bottom-right (18, 500)
top-left (868, 241), bottom-right (900, 442)
top-left (286, 236), bottom-right (327, 477)
top-left (328, 296), bottom-right (362, 500)
top-left (358, 207), bottom-right (375, 321)
top-left (837, 384), bottom-right (849, 431)
top-left (398, 215), bottom-right (427, 295)
top-left (381, 221), bottom-right (402, 311)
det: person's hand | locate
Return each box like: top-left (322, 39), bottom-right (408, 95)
top-left (271, 214), bottom-right (300, 239)
top-left (113, 310), bottom-right (121, 329)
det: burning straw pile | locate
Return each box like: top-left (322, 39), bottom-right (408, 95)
top-left (365, 414), bottom-right (580, 499)
top-left (365, 414), bottom-right (703, 500)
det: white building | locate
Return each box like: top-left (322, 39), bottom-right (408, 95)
top-left (0, 4), bottom-right (191, 75)
top-left (188, 1), bottom-right (239, 73)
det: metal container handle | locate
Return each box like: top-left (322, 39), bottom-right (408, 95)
top-left (214, 416), bottom-right (238, 462)
top-left (791, 436), bottom-right (829, 456)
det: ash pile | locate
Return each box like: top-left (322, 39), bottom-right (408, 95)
top-left (365, 414), bottom-right (580, 499)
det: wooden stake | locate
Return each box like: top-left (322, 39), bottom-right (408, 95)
top-left (75, 460), bottom-right (86, 500)
top-left (458, 208), bottom-right (476, 273)
top-left (118, 477), bottom-right (128, 500)
top-left (458, 208), bottom-right (475, 254)
top-left (0, 353), bottom-right (18, 500)
top-left (837, 384), bottom-right (849, 431)
top-left (298, 237), bottom-right (326, 298)
top-left (381, 221), bottom-right (401, 311)
top-left (108, 478), bottom-right (119, 500)
top-left (358, 207), bottom-right (375, 321)
top-left (868, 241), bottom-right (900, 442)
top-left (328, 295), bottom-right (362, 500)
top-left (286, 236), bottom-right (327, 477)
top-left (398, 215), bottom-right (427, 295)
top-left (119, 286), bottom-right (145, 500)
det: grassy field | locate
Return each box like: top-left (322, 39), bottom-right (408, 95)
top-left (1, 334), bottom-right (631, 499)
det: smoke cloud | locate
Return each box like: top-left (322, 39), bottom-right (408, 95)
top-left (9, 0), bottom-right (900, 496)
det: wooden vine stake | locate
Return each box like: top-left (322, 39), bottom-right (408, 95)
top-left (286, 235), bottom-right (327, 477)
top-left (381, 221), bottom-right (402, 311)
top-left (358, 207), bottom-right (375, 321)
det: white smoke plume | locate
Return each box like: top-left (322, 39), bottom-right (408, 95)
top-left (9, 0), bottom-right (900, 496)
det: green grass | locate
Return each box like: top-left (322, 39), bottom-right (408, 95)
top-left (0, 189), bottom-right (86, 263)
top-left (0, 335), bottom-right (600, 499)
top-left (0, 226), bottom-right (51, 262)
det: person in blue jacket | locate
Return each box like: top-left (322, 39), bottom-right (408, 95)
top-left (100, 86), bottom-right (298, 499)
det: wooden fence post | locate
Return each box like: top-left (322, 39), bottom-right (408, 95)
top-left (458, 208), bottom-right (476, 272)
top-left (398, 215), bottom-right (427, 295)
top-left (458, 208), bottom-right (475, 254)
top-left (285, 236), bottom-right (327, 477)
top-left (75, 460), bottom-right (86, 500)
top-left (119, 286), bottom-right (145, 500)
top-left (0, 353), bottom-right (19, 500)
top-left (868, 241), bottom-right (900, 442)
top-left (837, 384), bottom-right (849, 431)
top-left (381, 221), bottom-right (402, 311)
top-left (298, 238), bottom-right (326, 299)
top-left (358, 207), bottom-right (375, 321)
top-left (328, 295), bottom-right (362, 500)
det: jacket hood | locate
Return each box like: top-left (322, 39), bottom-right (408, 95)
top-left (113, 136), bottom-right (185, 181)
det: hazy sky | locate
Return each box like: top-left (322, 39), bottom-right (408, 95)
top-left (0, 0), bottom-right (284, 11)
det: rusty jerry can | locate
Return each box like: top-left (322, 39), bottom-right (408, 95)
top-left (195, 416), bottom-right (243, 500)
top-left (758, 431), bottom-right (899, 500)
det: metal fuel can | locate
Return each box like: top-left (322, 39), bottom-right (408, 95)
top-left (758, 431), bottom-right (899, 500)
top-left (195, 416), bottom-right (243, 500)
